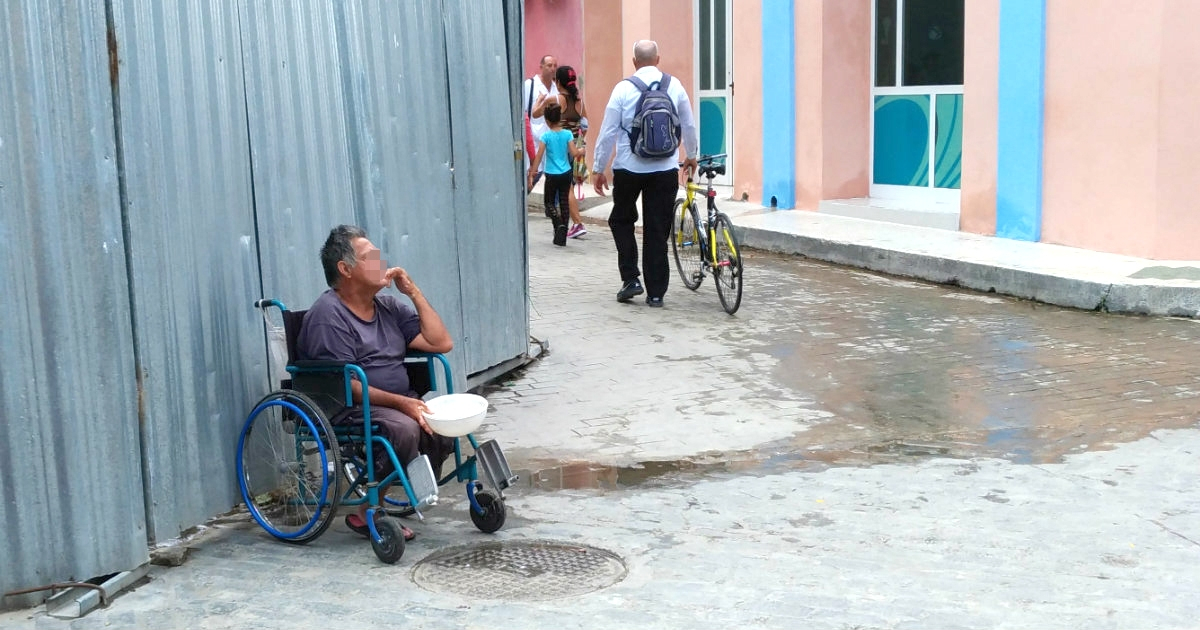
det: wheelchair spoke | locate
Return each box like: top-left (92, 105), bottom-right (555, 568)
top-left (237, 391), bottom-right (341, 543)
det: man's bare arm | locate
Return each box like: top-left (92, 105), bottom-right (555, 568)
top-left (349, 380), bottom-right (433, 435)
top-left (386, 267), bottom-right (453, 353)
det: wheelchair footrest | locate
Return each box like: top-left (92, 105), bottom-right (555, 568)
top-left (475, 439), bottom-right (518, 492)
top-left (406, 454), bottom-right (439, 510)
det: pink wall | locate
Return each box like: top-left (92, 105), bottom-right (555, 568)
top-left (649, 0), bottom-right (695, 97)
top-left (1151, 0), bottom-right (1200, 259)
top-left (821, 0), bottom-right (870, 200)
top-left (1041, 0), bottom-right (1200, 259)
top-left (794, 0), bottom-right (870, 209)
top-left (524, 0), bottom-right (584, 78)
top-left (1041, 0), bottom-right (1200, 260)
top-left (1042, 1), bottom-right (1160, 256)
top-left (581, 1), bottom-right (695, 177)
top-left (959, 0), bottom-right (998, 236)
top-left (581, 2), bottom-right (621, 175)
top-left (733, 0), bottom-right (764, 202)
top-left (794, 0), bottom-right (824, 209)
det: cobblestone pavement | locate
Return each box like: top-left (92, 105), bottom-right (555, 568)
top-left (490, 215), bottom-right (1200, 478)
top-left (4, 216), bottom-right (1198, 629)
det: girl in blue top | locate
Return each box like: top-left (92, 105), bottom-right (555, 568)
top-left (528, 102), bottom-right (582, 246)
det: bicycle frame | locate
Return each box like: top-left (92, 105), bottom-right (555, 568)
top-left (681, 172), bottom-right (739, 268)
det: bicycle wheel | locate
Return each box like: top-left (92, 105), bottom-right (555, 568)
top-left (670, 199), bottom-right (705, 290)
top-left (237, 390), bottom-right (341, 544)
top-left (712, 212), bottom-right (743, 314)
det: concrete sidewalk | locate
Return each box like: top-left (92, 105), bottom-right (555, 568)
top-left (533, 181), bottom-right (1200, 318)
top-left (4, 215), bottom-right (1199, 629)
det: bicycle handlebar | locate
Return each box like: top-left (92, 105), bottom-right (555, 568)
top-left (679, 154), bottom-right (728, 168)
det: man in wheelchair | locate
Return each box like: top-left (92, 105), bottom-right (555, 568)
top-left (296, 224), bottom-right (455, 540)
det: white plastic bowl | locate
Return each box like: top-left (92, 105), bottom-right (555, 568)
top-left (423, 393), bottom-right (488, 437)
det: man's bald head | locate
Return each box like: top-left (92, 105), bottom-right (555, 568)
top-left (632, 40), bottom-right (659, 68)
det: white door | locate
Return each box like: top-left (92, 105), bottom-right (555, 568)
top-left (870, 0), bottom-right (964, 204)
top-left (695, 0), bottom-right (732, 185)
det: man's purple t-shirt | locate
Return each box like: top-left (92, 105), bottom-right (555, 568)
top-left (296, 289), bottom-right (422, 395)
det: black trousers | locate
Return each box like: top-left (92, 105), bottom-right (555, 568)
top-left (608, 168), bottom-right (679, 299)
top-left (543, 172), bottom-right (573, 229)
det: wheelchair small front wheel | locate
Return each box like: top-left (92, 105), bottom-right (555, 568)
top-left (236, 390), bottom-right (340, 544)
top-left (372, 516), bottom-right (407, 564)
top-left (470, 490), bottom-right (507, 533)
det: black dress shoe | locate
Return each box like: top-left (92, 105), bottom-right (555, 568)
top-left (616, 280), bottom-right (644, 302)
top-left (646, 296), bottom-right (664, 308)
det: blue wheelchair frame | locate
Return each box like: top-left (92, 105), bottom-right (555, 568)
top-left (237, 299), bottom-right (515, 563)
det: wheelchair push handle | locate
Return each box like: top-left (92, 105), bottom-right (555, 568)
top-left (254, 298), bottom-right (287, 312)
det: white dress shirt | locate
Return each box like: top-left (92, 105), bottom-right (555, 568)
top-left (523, 76), bottom-right (559, 142)
top-left (592, 66), bottom-right (699, 174)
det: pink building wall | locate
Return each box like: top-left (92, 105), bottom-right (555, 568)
top-left (1042, 0), bottom-right (1200, 259)
top-left (794, 0), bottom-right (870, 210)
top-left (523, 0), bottom-right (584, 78)
top-left (733, 0), bottom-right (763, 203)
top-left (582, 1), bottom-right (623, 162)
top-left (960, 0), bottom-right (998, 236)
top-left (540, 0), bottom-right (1200, 260)
top-left (1153, 0), bottom-right (1200, 259)
top-left (648, 0), bottom-right (695, 95)
top-left (820, 1), bottom-right (871, 201)
top-left (580, 0), bottom-right (695, 178)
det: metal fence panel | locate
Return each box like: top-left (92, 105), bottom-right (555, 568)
top-left (109, 0), bottom-right (265, 541)
top-left (336, 0), bottom-right (468, 388)
top-left (239, 0), bottom-right (356, 307)
top-left (0, 0), bottom-right (147, 605)
top-left (443, 0), bottom-right (529, 375)
top-left (1, 0), bottom-right (529, 606)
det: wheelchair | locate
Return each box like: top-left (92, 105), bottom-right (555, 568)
top-left (236, 299), bottom-right (517, 563)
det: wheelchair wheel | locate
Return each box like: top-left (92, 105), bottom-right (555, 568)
top-left (237, 390), bottom-right (341, 544)
top-left (470, 490), bottom-right (507, 534)
top-left (372, 516), bottom-right (406, 564)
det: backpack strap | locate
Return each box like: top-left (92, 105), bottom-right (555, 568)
top-left (626, 74), bottom-right (672, 92)
top-left (525, 78), bottom-right (535, 117)
top-left (625, 76), bottom-right (650, 92)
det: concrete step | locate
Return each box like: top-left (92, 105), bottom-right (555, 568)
top-left (819, 197), bottom-right (960, 231)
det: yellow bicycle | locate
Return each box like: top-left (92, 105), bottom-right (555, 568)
top-left (671, 154), bottom-right (743, 314)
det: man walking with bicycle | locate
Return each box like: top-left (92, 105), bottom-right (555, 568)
top-left (593, 40), bottom-right (699, 307)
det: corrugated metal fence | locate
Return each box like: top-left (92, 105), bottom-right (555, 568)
top-left (0, 0), bottom-right (526, 608)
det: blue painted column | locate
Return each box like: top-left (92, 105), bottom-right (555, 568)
top-left (996, 0), bottom-right (1046, 241)
top-left (761, 0), bottom-right (795, 209)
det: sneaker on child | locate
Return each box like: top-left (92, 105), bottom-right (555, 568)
top-left (567, 223), bottom-right (587, 239)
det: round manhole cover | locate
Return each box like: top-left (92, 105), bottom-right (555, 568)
top-left (411, 540), bottom-right (627, 600)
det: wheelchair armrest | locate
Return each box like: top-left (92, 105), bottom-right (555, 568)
top-left (404, 351), bottom-right (454, 395)
top-left (289, 360), bottom-right (350, 372)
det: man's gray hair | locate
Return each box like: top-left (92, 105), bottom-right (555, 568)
top-left (633, 40), bottom-right (658, 64)
top-left (321, 224), bottom-right (367, 287)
